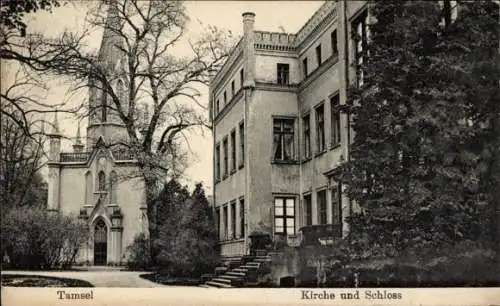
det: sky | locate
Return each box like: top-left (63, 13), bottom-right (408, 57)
top-left (22, 0), bottom-right (324, 194)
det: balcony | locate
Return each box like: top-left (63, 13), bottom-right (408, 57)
top-left (299, 224), bottom-right (342, 246)
top-left (111, 150), bottom-right (136, 161)
top-left (60, 152), bottom-right (90, 162)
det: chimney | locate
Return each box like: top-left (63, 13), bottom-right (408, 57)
top-left (242, 12), bottom-right (256, 89)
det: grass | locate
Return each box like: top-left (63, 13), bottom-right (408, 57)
top-left (1, 274), bottom-right (94, 287)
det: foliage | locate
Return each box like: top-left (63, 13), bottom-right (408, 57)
top-left (0, 0), bottom-right (64, 36)
top-left (324, 241), bottom-right (500, 287)
top-left (125, 233), bottom-right (151, 271)
top-left (1, 207), bottom-right (89, 269)
top-left (337, 0), bottom-right (500, 259)
top-left (154, 181), bottom-right (219, 277)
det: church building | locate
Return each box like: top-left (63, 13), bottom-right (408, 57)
top-left (46, 4), bottom-right (147, 266)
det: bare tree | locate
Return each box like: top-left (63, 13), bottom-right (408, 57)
top-left (0, 107), bottom-right (47, 214)
top-left (40, 0), bottom-right (234, 249)
top-left (1, 1), bottom-right (84, 138)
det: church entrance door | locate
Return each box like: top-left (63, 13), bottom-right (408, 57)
top-left (94, 219), bottom-right (107, 265)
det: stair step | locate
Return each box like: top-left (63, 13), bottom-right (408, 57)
top-left (199, 284), bottom-right (212, 288)
top-left (227, 271), bottom-right (246, 277)
top-left (246, 262), bottom-right (261, 267)
top-left (233, 268), bottom-right (248, 273)
top-left (241, 264), bottom-right (259, 270)
top-left (212, 278), bottom-right (232, 284)
top-left (220, 274), bottom-right (242, 280)
top-left (254, 255), bottom-right (270, 259)
top-left (206, 281), bottom-right (233, 288)
top-left (254, 258), bottom-right (271, 262)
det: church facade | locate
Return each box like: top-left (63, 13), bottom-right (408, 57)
top-left (46, 4), bottom-right (147, 266)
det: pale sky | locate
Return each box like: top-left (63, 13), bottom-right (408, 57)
top-left (23, 1), bottom-right (324, 194)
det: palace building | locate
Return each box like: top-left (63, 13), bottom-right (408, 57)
top-left (46, 4), bottom-right (147, 266)
top-left (209, 0), bottom-right (463, 264)
top-left (209, 0), bottom-right (371, 262)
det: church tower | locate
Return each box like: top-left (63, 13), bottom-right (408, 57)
top-left (87, 1), bottom-right (129, 149)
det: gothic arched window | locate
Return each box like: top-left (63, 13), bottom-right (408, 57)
top-left (117, 80), bottom-right (125, 102)
top-left (85, 171), bottom-right (93, 204)
top-left (109, 171), bottom-right (117, 203)
top-left (98, 171), bottom-right (106, 191)
top-left (101, 89), bottom-right (107, 122)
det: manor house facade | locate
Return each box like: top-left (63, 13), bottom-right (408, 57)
top-left (209, 0), bottom-right (371, 262)
top-left (210, 0), bottom-right (461, 262)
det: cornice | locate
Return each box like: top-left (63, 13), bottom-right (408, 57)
top-left (298, 54), bottom-right (339, 92)
top-left (210, 37), bottom-right (243, 92)
top-left (254, 82), bottom-right (298, 93)
top-left (295, 1), bottom-right (337, 47)
top-left (213, 88), bottom-right (244, 125)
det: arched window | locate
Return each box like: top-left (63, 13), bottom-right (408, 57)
top-left (98, 171), bottom-right (106, 191)
top-left (101, 89), bottom-right (107, 122)
top-left (85, 171), bottom-right (93, 205)
top-left (117, 80), bottom-right (125, 102)
top-left (109, 171), bottom-right (117, 203)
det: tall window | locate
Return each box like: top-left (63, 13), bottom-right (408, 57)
top-left (273, 118), bottom-right (295, 161)
top-left (302, 58), bottom-right (308, 77)
top-left (231, 80), bottom-right (235, 96)
top-left (215, 143), bottom-right (221, 181)
top-left (239, 121), bottom-right (244, 167)
top-left (331, 183), bottom-right (342, 225)
top-left (316, 44), bottom-right (322, 66)
top-left (230, 201), bottom-right (236, 239)
top-left (331, 30), bottom-right (338, 56)
top-left (109, 171), bottom-right (117, 203)
top-left (215, 207), bottom-right (220, 237)
top-left (223, 91), bottom-right (227, 105)
top-left (223, 138), bottom-right (228, 177)
top-left (215, 99), bottom-right (220, 115)
top-left (302, 114), bottom-right (311, 159)
top-left (303, 194), bottom-right (312, 226)
top-left (239, 197), bottom-right (245, 238)
top-left (230, 129), bottom-right (236, 172)
top-left (277, 63), bottom-right (290, 85)
top-left (85, 171), bottom-right (93, 205)
top-left (353, 10), bottom-right (368, 87)
top-left (440, 1), bottom-right (458, 27)
top-left (330, 95), bottom-right (341, 147)
top-left (223, 205), bottom-right (228, 240)
top-left (317, 190), bottom-right (327, 225)
top-left (98, 171), bottom-right (106, 191)
top-left (117, 80), bottom-right (125, 103)
top-left (240, 68), bottom-right (244, 87)
top-left (274, 197), bottom-right (295, 235)
top-left (316, 104), bottom-right (325, 153)
top-left (101, 91), bottom-right (107, 121)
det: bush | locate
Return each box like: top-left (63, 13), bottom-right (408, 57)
top-left (125, 233), bottom-right (151, 271)
top-left (1, 207), bottom-right (88, 270)
top-left (324, 242), bottom-right (500, 287)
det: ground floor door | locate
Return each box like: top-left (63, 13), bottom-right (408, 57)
top-left (94, 219), bottom-right (107, 265)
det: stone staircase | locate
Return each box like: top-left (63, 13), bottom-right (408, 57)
top-left (201, 255), bottom-right (272, 288)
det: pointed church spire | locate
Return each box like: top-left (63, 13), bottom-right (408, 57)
top-left (49, 110), bottom-right (61, 137)
top-left (100, 0), bottom-right (125, 57)
top-left (73, 122), bottom-right (85, 153)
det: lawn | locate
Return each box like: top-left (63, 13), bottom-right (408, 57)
top-left (1, 274), bottom-right (93, 287)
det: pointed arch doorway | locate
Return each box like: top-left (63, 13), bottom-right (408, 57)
top-left (94, 219), bottom-right (108, 265)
